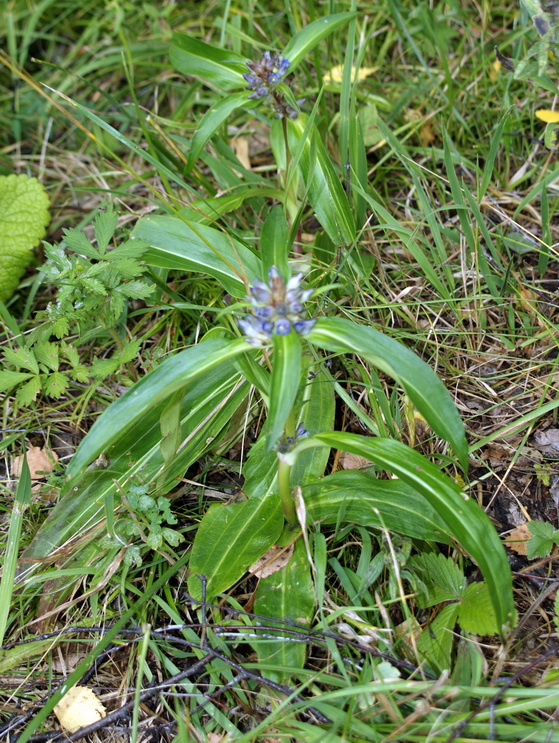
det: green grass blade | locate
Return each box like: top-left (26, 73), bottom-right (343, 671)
top-left (186, 91), bottom-right (250, 171)
top-left (0, 446), bottom-right (31, 646)
top-left (287, 115), bottom-right (356, 246)
top-left (282, 12), bottom-right (356, 70)
top-left (307, 317), bottom-right (468, 470)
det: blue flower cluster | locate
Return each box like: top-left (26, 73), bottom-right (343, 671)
top-left (238, 266), bottom-right (316, 346)
top-left (244, 51), bottom-right (291, 99)
top-left (244, 52), bottom-right (299, 119)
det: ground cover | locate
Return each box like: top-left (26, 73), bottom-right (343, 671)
top-left (1, 1), bottom-right (559, 740)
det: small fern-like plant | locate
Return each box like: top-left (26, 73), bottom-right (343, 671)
top-left (0, 204), bottom-right (153, 405)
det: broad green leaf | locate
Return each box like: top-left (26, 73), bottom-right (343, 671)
top-left (287, 432), bottom-right (515, 633)
top-left (282, 13), bottom-right (356, 70)
top-left (253, 537), bottom-right (315, 681)
top-left (132, 215), bottom-right (261, 297)
top-left (260, 205), bottom-right (289, 281)
top-left (22, 365), bottom-right (250, 566)
top-left (16, 376), bottom-right (42, 406)
top-left (34, 341), bottom-right (59, 371)
top-left (287, 116), bottom-right (355, 246)
top-left (187, 92), bottom-right (251, 170)
top-left (267, 330), bottom-right (302, 450)
top-left (458, 582), bottom-right (498, 635)
top-left (187, 494), bottom-right (283, 601)
top-left (303, 471), bottom-right (451, 543)
top-left (307, 317), bottom-right (468, 471)
top-left (3, 345), bottom-right (39, 373)
top-left (290, 366), bottom-right (335, 486)
top-left (0, 640), bottom-right (55, 673)
top-left (170, 34), bottom-right (246, 91)
top-left (66, 337), bottom-right (250, 477)
top-left (0, 175), bottom-right (50, 302)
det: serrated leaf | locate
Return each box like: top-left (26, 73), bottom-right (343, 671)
top-left (81, 276), bottom-right (107, 295)
top-left (34, 341), bottom-right (60, 371)
top-left (3, 346), bottom-right (39, 373)
top-left (62, 343), bottom-right (80, 368)
top-left (93, 204), bottom-right (118, 254)
top-left (410, 553), bottom-right (465, 607)
top-left (0, 175), bottom-right (50, 302)
top-left (458, 582), bottom-right (499, 635)
top-left (43, 372), bottom-right (69, 398)
top-left (16, 375), bottom-right (42, 405)
top-left (0, 370), bottom-right (34, 393)
top-left (527, 520), bottom-right (558, 558)
top-left (62, 228), bottom-right (99, 259)
top-left (116, 280), bottom-right (153, 299)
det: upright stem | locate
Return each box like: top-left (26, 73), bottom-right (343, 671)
top-left (278, 455), bottom-right (297, 527)
top-left (278, 409), bottom-right (298, 527)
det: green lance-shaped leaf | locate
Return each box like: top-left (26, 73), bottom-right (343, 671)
top-left (170, 33), bottom-right (247, 91)
top-left (186, 91), bottom-right (251, 171)
top-left (66, 337), bottom-right (250, 478)
top-left (282, 12), bottom-right (357, 70)
top-left (21, 365), bottom-right (250, 566)
top-left (0, 175), bottom-right (50, 302)
top-left (132, 215), bottom-right (261, 297)
top-left (290, 366), bottom-right (335, 486)
top-left (260, 205), bottom-right (290, 281)
top-left (303, 471), bottom-right (452, 543)
top-left (253, 536), bottom-right (315, 681)
top-left (284, 432), bottom-right (516, 633)
top-left (307, 317), bottom-right (468, 471)
top-left (187, 493), bottom-right (283, 602)
top-left (266, 330), bottom-right (302, 451)
top-left (287, 116), bottom-right (356, 247)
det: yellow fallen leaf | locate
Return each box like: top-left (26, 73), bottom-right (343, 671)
top-left (54, 686), bottom-right (106, 733)
top-left (324, 64), bottom-right (377, 84)
top-left (536, 109), bottom-right (559, 123)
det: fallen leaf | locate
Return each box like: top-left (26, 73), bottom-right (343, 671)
top-left (534, 429), bottom-right (559, 454)
top-left (536, 109), bottom-right (559, 123)
top-left (504, 523), bottom-right (531, 556)
top-left (233, 138), bottom-right (251, 170)
top-left (339, 451), bottom-right (371, 470)
top-left (249, 543), bottom-right (294, 578)
top-left (54, 686), bottom-right (106, 733)
top-left (324, 64), bottom-right (377, 84)
top-left (11, 446), bottom-right (59, 492)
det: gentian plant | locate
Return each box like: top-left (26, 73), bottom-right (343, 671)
top-left (22, 14), bottom-right (516, 678)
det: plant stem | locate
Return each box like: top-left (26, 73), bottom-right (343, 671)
top-left (278, 455), bottom-right (297, 527)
